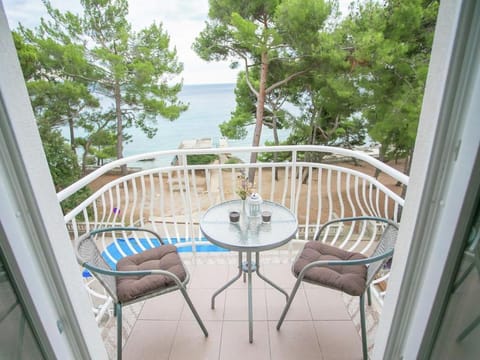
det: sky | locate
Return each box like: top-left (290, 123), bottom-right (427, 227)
top-left (3, 0), bottom-right (350, 85)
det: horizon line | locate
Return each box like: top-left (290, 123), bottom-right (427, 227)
top-left (183, 82), bottom-right (235, 86)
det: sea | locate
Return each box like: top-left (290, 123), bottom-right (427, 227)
top-left (87, 83), bottom-right (291, 168)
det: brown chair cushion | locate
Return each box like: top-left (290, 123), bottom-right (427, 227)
top-left (116, 245), bottom-right (186, 302)
top-left (293, 242), bottom-right (368, 296)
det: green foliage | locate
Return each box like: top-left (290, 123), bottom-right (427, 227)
top-left (344, 0), bottom-right (439, 162)
top-left (14, 26), bottom-right (101, 150)
top-left (34, 0), bottom-right (188, 164)
top-left (12, 31), bottom-right (39, 79)
top-left (220, 72), bottom-right (255, 139)
top-left (200, 0), bottom-right (438, 174)
top-left (85, 1), bottom-right (184, 146)
top-left (257, 140), bottom-right (292, 162)
top-left (12, 0), bottom-right (439, 203)
top-left (195, 0), bottom-right (335, 161)
top-left (221, 69), bottom-right (294, 145)
top-left (274, 0), bottom-right (332, 52)
top-left (27, 80), bottom-right (99, 127)
top-left (281, 35), bottom-right (366, 151)
top-left (192, 21), bottom-right (233, 62)
top-left (59, 186), bottom-right (92, 215)
top-left (13, 0), bottom-right (191, 213)
top-left (224, 156), bottom-right (243, 164)
top-left (38, 123), bottom-right (80, 189)
top-left (37, 122), bottom-right (91, 213)
top-left (186, 154), bottom-right (219, 165)
top-left (75, 110), bottom-right (118, 171)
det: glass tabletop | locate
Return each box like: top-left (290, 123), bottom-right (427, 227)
top-left (200, 200), bottom-right (298, 252)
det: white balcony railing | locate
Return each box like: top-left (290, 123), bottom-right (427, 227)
top-left (60, 145), bottom-right (408, 323)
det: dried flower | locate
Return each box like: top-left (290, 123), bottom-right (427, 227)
top-left (236, 174), bottom-right (254, 200)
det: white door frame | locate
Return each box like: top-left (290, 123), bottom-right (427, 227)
top-left (374, 0), bottom-right (480, 358)
top-left (0, 4), bottom-right (107, 359)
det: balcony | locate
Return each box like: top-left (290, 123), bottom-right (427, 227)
top-left (2, 1), bottom-right (478, 357)
top-left (61, 145), bottom-right (407, 359)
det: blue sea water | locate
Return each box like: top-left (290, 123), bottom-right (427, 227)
top-left (61, 83), bottom-right (291, 167)
top-left (122, 83), bottom-right (290, 166)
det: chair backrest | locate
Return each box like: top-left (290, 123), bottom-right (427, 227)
top-left (75, 232), bottom-right (118, 302)
top-left (366, 222), bottom-right (399, 286)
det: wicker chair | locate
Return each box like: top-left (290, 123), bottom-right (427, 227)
top-left (276, 217), bottom-right (399, 360)
top-left (75, 227), bottom-right (208, 360)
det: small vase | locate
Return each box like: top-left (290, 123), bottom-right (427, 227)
top-left (241, 199), bottom-right (247, 215)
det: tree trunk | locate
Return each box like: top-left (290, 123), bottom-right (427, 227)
top-left (81, 141), bottom-right (91, 176)
top-left (248, 50), bottom-right (268, 183)
top-left (114, 80), bottom-right (126, 175)
top-left (272, 114), bottom-right (279, 181)
top-left (68, 118), bottom-right (76, 151)
top-left (374, 144), bottom-right (387, 179)
top-left (302, 110), bottom-right (317, 184)
top-left (404, 147), bottom-right (414, 176)
top-left (396, 148), bottom-right (414, 221)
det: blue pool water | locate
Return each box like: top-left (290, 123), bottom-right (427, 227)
top-left (101, 237), bottom-right (229, 270)
top-left (82, 237), bottom-right (228, 277)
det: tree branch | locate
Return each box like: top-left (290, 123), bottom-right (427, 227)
top-left (243, 56), bottom-right (259, 98)
top-left (265, 69), bottom-right (309, 93)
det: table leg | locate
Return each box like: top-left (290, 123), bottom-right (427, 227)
top-left (255, 252), bottom-right (289, 302)
top-left (247, 250), bottom-right (253, 343)
top-left (211, 251), bottom-right (243, 309)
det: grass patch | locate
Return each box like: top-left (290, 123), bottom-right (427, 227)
top-left (187, 154), bottom-right (218, 165)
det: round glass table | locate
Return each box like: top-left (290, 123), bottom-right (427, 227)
top-left (200, 199), bottom-right (298, 343)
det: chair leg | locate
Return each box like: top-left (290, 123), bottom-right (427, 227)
top-left (367, 286), bottom-right (372, 306)
top-left (360, 294), bottom-right (368, 360)
top-left (116, 302), bottom-right (123, 360)
top-left (276, 277), bottom-right (302, 330)
top-left (457, 313), bottom-right (480, 342)
top-left (179, 287), bottom-right (209, 337)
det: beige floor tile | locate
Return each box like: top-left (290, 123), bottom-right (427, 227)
top-left (169, 321), bottom-right (221, 360)
top-left (269, 320), bottom-right (323, 360)
top-left (188, 264), bottom-right (231, 289)
top-left (180, 288), bottom-right (226, 321)
top-left (116, 253), bottom-right (380, 360)
top-left (122, 320), bottom-right (177, 360)
top-left (266, 288), bottom-right (312, 321)
top-left (219, 321), bottom-right (270, 360)
top-left (314, 320), bottom-right (363, 360)
top-left (259, 263), bottom-right (297, 289)
top-left (224, 288), bottom-right (267, 321)
top-left (305, 288), bottom-right (351, 320)
top-left (223, 256), bottom-right (271, 289)
top-left (139, 292), bottom-right (185, 320)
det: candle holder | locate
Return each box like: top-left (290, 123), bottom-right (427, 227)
top-left (247, 193), bottom-right (262, 217)
top-left (229, 211), bottom-right (240, 223)
top-left (261, 211), bottom-right (271, 223)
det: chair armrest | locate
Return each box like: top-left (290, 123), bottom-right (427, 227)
top-left (314, 216), bottom-right (398, 241)
top-left (90, 226), bottom-right (165, 245)
top-left (82, 262), bottom-right (186, 287)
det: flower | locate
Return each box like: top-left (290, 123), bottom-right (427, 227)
top-left (236, 174), bottom-right (254, 200)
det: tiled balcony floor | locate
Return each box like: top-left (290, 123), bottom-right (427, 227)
top-left (102, 251), bottom-right (380, 360)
